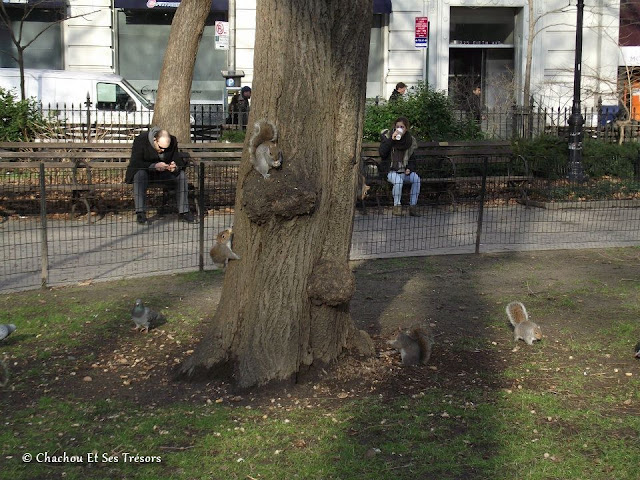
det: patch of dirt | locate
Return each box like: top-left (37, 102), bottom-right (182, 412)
top-left (2, 248), bottom-right (640, 411)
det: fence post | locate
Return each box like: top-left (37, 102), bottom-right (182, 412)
top-left (84, 93), bottom-right (92, 142)
top-left (198, 161), bottom-right (205, 271)
top-left (39, 163), bottom-right (49, 287)
top-left (475, 157), bottom-right (488, 254)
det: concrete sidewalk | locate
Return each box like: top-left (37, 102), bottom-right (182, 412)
top-left (350, 204), bottom-right (640, 259)
top-left (2, 203), bottom-right (640, 293)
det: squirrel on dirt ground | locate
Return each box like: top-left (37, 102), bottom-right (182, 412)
top-left (209, 228), bottom-right (240, 269)
top-left (387, 324), bottom-right (434, 366)
top-left (249, 119), bottom-right (283, 179)
top-left (506, 301), bottom-right (542, 345)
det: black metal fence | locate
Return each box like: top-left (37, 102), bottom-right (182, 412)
top-left (35, 103), bottom-right (227, 142)
top-left (477, 105), bottom-right (640, 142)
top-left (32, 102), bottom-right (640, 143)
top-left (2, 156), bottom-right (640, 293)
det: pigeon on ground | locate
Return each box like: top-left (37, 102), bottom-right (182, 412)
top-left (635, 342), bottom-right (640, 359)
top-left (0, 324), bottom-right (16, 341)
top-left (130, 299), bottom-right (164, 333)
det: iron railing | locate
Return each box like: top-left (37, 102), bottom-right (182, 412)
top-left (29, 101), bottom-right (640, 143)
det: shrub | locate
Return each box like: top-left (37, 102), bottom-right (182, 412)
top-left (513, 136), bottom-right (640, 180)
top-left (512, 135), bottom-right (567, 180)
top-left (219, 128), bottom-right (246, 143)
top-left (0, 87), bottom-right (49, 141)
top-left (363, 82), bottom-right (482, 142)
top-left (582, 138), bottom-right (639, 179)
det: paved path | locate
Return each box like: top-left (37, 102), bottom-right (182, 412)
top-left (2, 203), bottom-right (640, 293)
top-left (350, 203), bottom-right (640, 258)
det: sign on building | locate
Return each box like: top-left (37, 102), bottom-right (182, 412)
top-left (215, 21), bottom-right (229, 50)
top-left (415, 17), bottom-right (429, 48)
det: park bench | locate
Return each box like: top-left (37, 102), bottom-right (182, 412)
top-left (359, 140), bottom-right (531, 212)
top-left (0, 141), bottom-right (243, 222)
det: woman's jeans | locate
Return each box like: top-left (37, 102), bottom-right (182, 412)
top-left (387, 170), bottom-right (421, 206)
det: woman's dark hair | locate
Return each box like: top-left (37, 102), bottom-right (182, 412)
top-left (392, 116), bottom-right (410, 131)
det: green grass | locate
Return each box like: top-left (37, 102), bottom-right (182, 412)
top-left (2, 388), bottom-right (639, 479)
top-left (2, 250), bottom-right (640, 479)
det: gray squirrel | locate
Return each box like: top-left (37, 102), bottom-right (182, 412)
top-left (209, 227), bottom-right (240, 269)
top-left (506, 301), bottom-right (542, 345)
top-left (249, 119), bottom-right (283, 179)
top-left (388, 324), bottom-right (434, 366)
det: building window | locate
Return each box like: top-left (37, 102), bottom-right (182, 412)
top-left (116, 9), bottom-right (227, 103)
top-left (0, 5), bottom-right (63, 69)
top-left (366, 14), bottom-right (384, 100)
top-left (448, 7), bottom-right (516, 110)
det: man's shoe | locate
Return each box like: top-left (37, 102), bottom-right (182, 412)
top-left (409, 206), bottom-right (421, 217)
top-left (136, 212), bottom-right (147, 225)
top-left (179, 211), bottom-right (196, 223)
top-left (392, 205), bottom-right (405, 216)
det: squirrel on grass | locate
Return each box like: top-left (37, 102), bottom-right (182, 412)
top-left (249, 119), bottom-right (283, 179)
top-left (387, 324), bottom-right (434, 366)
top-left (506, 301), bottom-right (542, 345)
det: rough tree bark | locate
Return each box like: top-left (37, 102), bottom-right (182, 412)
top-left (180, 0), bottom-right (375, 388)
top-left (153, 0), bottom-right (211, 142)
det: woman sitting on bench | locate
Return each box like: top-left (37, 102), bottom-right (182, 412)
top-left (378, 116), bottom-right (421, 217)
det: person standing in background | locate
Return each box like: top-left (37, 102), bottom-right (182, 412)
top-left (389, 82), bottom-right (407, 103)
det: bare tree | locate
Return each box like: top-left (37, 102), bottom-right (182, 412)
top-left (523, 1), bottom-right (575, 107)
top-left (152, 0), bottom-right (211, 142)
top-left (0, 1), bottom-right (99, 100)
top-left (179, 0), bottom-right (374, 388)
top-left (548, 2), bottom-right (635, 143)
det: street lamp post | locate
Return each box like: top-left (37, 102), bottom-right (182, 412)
top-left (567, 0), bottom-right (586, 182)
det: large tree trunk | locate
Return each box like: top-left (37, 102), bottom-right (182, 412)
top-left (180, 0), bottom-right (374, 388)
top-left (153, 0), bottom-right (210, 142)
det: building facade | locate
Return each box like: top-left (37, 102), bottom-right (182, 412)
top-left (0, 0), bottom-right (630, 110)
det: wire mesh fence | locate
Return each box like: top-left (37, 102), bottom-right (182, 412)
top-left (352, 152), bottom-right (640, 258)
top-left (2, 155), bottom-right (640, 293)
top-left (0, 161), bottom-right (237, 292)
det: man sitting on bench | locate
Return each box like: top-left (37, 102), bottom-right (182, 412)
top-left (125, 127), bottom-right (195, 225)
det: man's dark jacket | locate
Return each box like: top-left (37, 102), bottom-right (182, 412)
top-left (125, 130), bottom-right (183, 184)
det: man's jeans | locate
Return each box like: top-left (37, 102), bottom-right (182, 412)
top-left (133, 169), bottom-right (189, 214)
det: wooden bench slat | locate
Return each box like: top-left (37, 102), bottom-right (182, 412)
top-left (0, 162), bottom-right (77, 168)
top-left (0, 151), bottom-right (130, 159)
top-left (0, 150), bottom-right (242, 160)
top-left (0, 141), bottom-right (244, 150)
